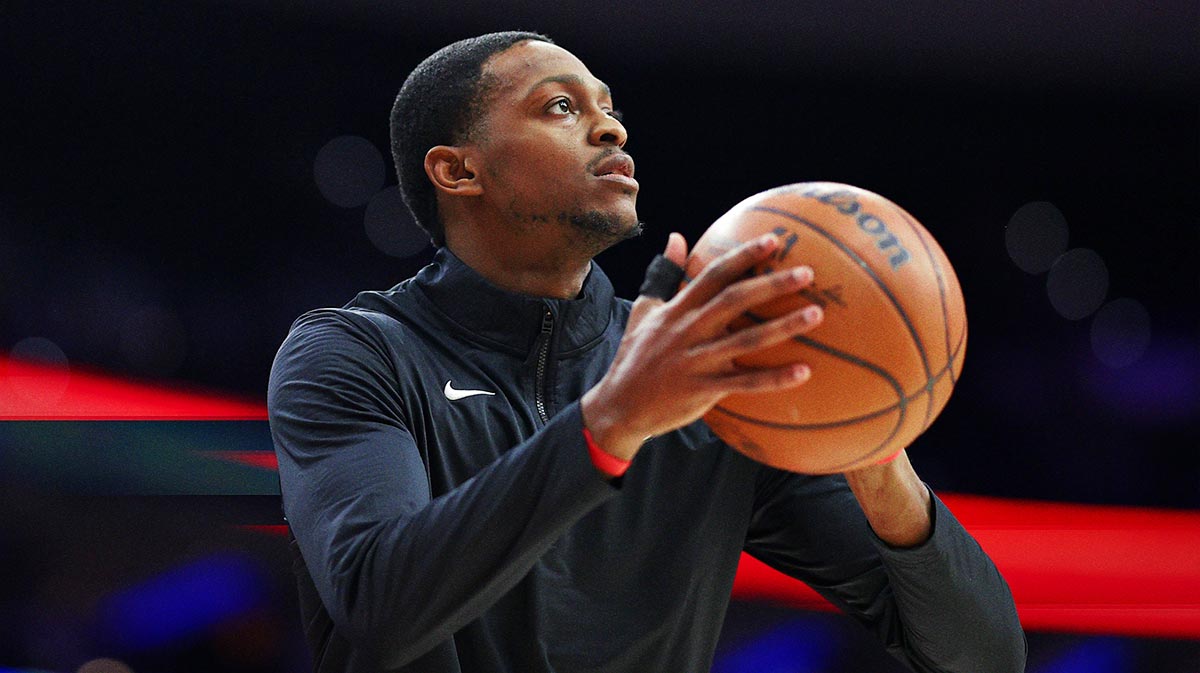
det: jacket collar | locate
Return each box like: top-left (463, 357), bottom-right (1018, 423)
top-left (413, 247), bottom-right (616, 357)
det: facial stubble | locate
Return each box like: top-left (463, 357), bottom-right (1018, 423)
top-left (562, 209), bottom-right (645, 253)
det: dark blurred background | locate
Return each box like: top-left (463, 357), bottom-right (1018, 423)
top-left (1, 1), bottom-right (1198, 671)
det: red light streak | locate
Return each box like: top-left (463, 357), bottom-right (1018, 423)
top-left (0, 356), bottom-right (266, 420)
top-left (7, 357), bottom-right (1198, 637)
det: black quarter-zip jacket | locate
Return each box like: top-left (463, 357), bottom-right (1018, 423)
top-left (268, 248), bottom-right (1026, 673)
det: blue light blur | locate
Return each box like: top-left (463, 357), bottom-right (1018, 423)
top-left (1083, 338), bottom-right (1200, 424)
top-left (712, 615), bottom-right (840, 673)
top-left (1034, 637), bottom-right (1133, 673)
top-left (97, 553), bottom-right (266, 652)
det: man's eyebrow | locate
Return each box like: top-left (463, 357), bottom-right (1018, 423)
top-left (525, 74), bottom-right (612, 100)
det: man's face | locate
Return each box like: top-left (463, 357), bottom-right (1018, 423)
top-left (469, 41), bottom-right (640, 247)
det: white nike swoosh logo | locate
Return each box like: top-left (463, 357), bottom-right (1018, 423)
top-left (444, 381), bottom-right (496, 401)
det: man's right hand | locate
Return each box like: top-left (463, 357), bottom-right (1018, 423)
top-left (580, 231), bottom-right (824, 462)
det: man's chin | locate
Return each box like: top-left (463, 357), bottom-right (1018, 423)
top-left (565, 209), bottom-right (643, 248)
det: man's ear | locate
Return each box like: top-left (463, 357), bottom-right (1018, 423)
top-left (424, 146), bottom-right (483, 197)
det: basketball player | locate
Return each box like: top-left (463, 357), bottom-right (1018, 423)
top-left (268, 32), bottom-right (1026, 673)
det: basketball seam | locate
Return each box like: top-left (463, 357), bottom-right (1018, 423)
top-left (689, 199), bottom-right (956, 471)
top-left (741, 310), bottom-right (908, 400)
top-left (748, 201), bottom-right (936, 448)
top-left (751, 206), bottom-right (936, 412)
top-left (712, 326), bottom-right (966, 433)
top-left (895, 208), bottom-right (960, 392)
top-left (712, 329), bottom-right (965, 472)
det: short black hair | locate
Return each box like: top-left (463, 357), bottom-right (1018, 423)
top-left (390, 31), bottom-right (554, 247)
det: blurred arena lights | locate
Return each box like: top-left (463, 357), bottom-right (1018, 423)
top-left (4, 337), bottom-right (70, 407)
top-left (1046, 248), bottom-right (1109, 320)
top-left (1082, 338), bottom-right (1200, 424)
top-left (0, 420), bottom-right (280, 495)
top-left (733, 494), bottom-right (1200, 639)
top-left (1089, 298), bottom-right (1152, 369)
top-left (75, 659), bottom-right (135, 673)
top-left (6, 357), bottom-right (1200, 639)
top-left (9, 337), bottom-right (68, 368)
top-left (95, 553), bottom-right (268, 653)
top-left (711, 614), bottom-right (841, 673)
top-left (1006, 201), bottom-right (1070, 274)
top-left (0, 355), bottom-right (264, 420)
top-left (364, 186), bottom-right (432, 258)
top-left (1031, 637), bottom-right (1131, 673)
top-left (1004, 202), bottom-right (1162, 372)
top-left (312, 135), bottom-right (386, 208)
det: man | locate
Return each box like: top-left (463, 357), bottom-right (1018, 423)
top-left (269, 31), bottom-right (1026, 673)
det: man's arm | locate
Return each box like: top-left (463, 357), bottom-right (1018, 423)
top-left (270, 310), bottom-right (618, 668)
top-left (272, 233), bottom-right (825, 667)
top-left (745, 466), bottom-right (1027, 673)
top-left (843, 451), bottom-right (932, 548)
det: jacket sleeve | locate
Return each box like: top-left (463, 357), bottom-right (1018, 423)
top-left (745, 470), bottom-right (1027, 673)
top-left (267, 310), bottom-right (619, 668)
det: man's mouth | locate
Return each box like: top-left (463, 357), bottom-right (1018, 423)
top-left (591, 153), bottom-right (636, 179)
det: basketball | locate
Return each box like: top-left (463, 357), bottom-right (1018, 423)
top-left (685, 182), bottom-right (967, 474)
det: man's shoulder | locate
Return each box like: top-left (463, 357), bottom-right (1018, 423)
top-left (288, 305), bottom-right (394, 339)
top-left (280, 296), bottom-right (424, 365)
top-left (287, 279), bottom-right (427, 338)
top-left (277, 307), bottom-right (396, 367)
top-left (272, 298), bottom-right (436, 396)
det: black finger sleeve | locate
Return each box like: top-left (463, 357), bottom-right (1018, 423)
top-left (638, 254), bottom-right (685, 301)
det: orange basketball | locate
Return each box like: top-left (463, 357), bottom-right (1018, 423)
top-left (685, 182), bottom-right (967, 474)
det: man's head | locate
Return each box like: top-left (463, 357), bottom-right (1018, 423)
top-left (390, 32), bottom-right (640, 254)
top-left (390, 32), bottom-right (550, 247)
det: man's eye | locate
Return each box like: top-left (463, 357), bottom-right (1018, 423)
top-left (551, 99), bottom-right (573, 115)
top-left (606, 109), bottom-right (625, 123)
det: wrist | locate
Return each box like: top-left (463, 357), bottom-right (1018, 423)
top-left (583, 426), bottom-right (632, 478)
top-left (845, 451), bottom-right (932, 548)
top-left (580, 387), bottom-right (644, 462)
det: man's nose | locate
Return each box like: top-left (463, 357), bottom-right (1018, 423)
top-left (590, 112), bottom-right (627, 148)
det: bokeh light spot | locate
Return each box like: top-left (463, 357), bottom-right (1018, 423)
top-left (4, 337), bottom-right (70, 405)
top-left (364, 187), bottom-right (431, 258)
top-left (10, 336), bottom-right (68, 368)
top-left (1046, 248), bottom-right (1108, 320)
top-left (313, 135), bottom-right (386, 208)
top-left (1090, 298), bottom-right (1151, 368)
top-left (1006, 201), bottom-right (1069, 274)
top-left (77, 659), bottom-right (134, 673)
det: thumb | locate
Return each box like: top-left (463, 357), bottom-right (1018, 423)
top-left (664, 232), bottom-right (688, 268)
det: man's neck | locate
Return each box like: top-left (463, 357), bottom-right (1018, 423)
top-left (446, 236), bottom-right (593, 300)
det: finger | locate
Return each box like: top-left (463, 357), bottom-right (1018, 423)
top-left (664, 232), bottom-right (688, 268)
top-left (629, 236), bottom-right (687, 328)
top-left (673, 234), bottom-right (779, 312)
top-left (638, 254), bottom-right (686, 301)
top-left (711, 361), bottom-right (813, 393)
top-left (627, 295), bottom-right (658, 333)
top-left (688, 304), bottom-right (823, 363)
top-left (686, 265), bottom-right (815, 337)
